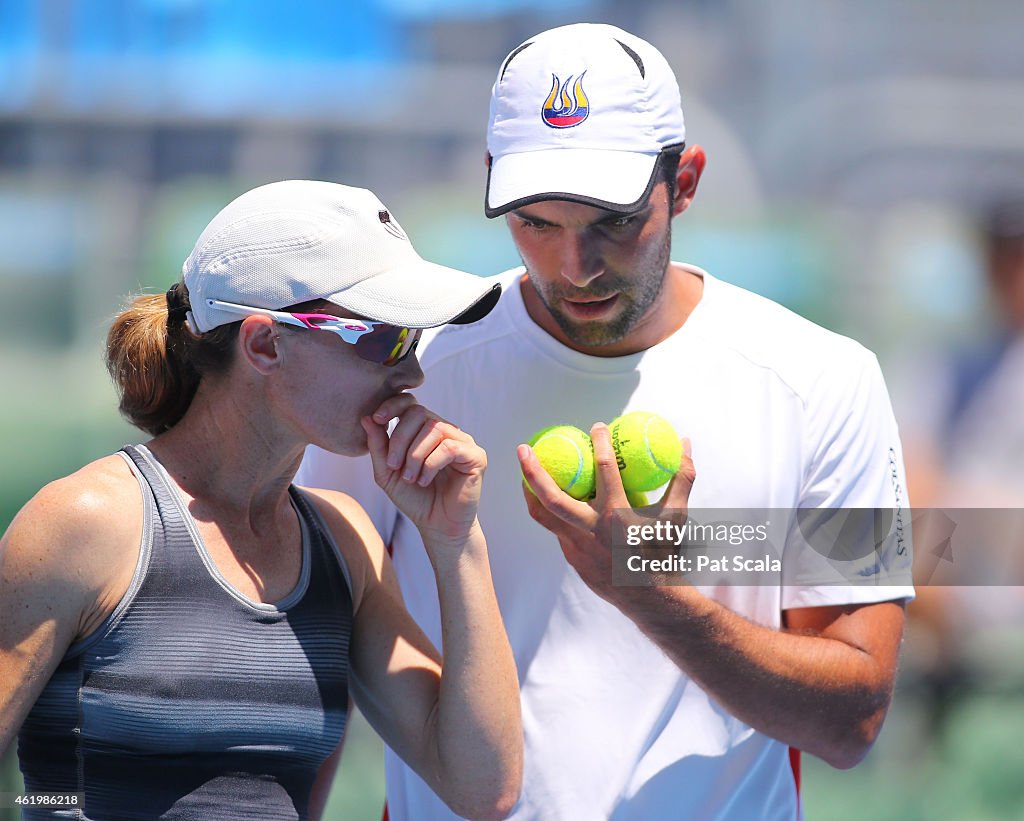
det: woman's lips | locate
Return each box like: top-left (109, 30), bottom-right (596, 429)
top-left (561, 293), bottom-right (620, 320)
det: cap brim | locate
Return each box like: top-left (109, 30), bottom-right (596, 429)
top-left (327, 260), bottom-right (501, 329)
top-left (485, 148), bottom-right (661, 218)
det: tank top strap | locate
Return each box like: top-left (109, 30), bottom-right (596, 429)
top-left (118, 444), bottom-right (211, 580)
top-left (288, 485), bottom-right (355, 601)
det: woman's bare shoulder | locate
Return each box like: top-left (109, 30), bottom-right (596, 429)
top-left (32, 453), bottom-right (142, 538)
top-left (2, 453), bottom-right (144, 613)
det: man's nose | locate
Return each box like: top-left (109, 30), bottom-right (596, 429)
top-left (559, 232), bottom-right (604, 288)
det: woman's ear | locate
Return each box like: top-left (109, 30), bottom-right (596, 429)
top-left (238, 316), bottom-right (281, 375)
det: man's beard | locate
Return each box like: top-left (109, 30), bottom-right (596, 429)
top-left (525, 224), bottom-right (672, 349)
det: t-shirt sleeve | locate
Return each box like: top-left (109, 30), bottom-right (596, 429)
top-left (296, 445), bottom-right (400, 548)
top-left (781, 347), bottom-right (915, 609)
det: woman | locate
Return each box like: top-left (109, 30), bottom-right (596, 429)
top-left (0, 181), bottom-right (521, 820)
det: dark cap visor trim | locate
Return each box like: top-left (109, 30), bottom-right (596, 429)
top-left (450, 283), bottom-right (502, 324)
top-left (484, 143), bottom-right (685, 219)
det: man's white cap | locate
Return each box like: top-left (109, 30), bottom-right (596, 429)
top-left (182, 180), bottom-right (501, 332)
top-left (485, 23), bottom-right (685, 217)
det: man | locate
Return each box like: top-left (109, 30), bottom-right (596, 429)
top-left (301, 23), bottom-right (914, 820)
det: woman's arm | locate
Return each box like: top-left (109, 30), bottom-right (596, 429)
top-left (307, 733), bottom-right (345, 821)
top-left (304, 403), bottom-right (522, 821)
top-left (0, 458), bottom-right (141, 756)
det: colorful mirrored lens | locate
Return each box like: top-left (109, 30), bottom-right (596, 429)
top-left (352, 324), bottom-right (421, 366)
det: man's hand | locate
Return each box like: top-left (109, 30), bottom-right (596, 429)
top-left (519, 421), bottom-right (905, 767)
top-left (517, 421), bottom-right (696, 603)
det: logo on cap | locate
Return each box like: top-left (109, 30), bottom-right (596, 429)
top-left (541, 72), bottom-right (589, 128)
top-left (378, 209), bottom-right (408, 240)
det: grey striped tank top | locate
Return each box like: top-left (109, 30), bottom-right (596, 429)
top-left (17, 444), bottom-right (354, 820)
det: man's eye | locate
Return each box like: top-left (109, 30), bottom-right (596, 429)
top-left (609, 215), bottom-right (636, 228)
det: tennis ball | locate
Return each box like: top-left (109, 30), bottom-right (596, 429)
top-left (609, 412), bottom-right (682, 493)
top-left (625, 490), bottom-right (649, 507)
top-left (525, 425), bottom-right (596, 500)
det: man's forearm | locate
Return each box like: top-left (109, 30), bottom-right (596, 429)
top-left (612, 585), bottom-right (905, 768)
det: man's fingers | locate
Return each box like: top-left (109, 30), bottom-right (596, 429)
top-left (662, 436), bottom-right (697, 511)
top-left (521, 482), bottom-right (565, 530)
top-left (517, 444), bottom-right (596, 530)
top-left (590, 423), bottom-right (629, 509)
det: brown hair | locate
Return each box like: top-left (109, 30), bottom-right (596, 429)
top-left (105, 283), bottom-right (239, 436)
top-left (658, 146), bottom-right (684, 207)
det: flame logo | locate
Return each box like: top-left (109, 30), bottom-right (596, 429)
top-left (541, 72), bottom-right (590, 128)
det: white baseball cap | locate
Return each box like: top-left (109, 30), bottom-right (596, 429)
top-left (485, 23), bottom-right (686, 217)
top-left (182, 180), bottom-right (501, 332)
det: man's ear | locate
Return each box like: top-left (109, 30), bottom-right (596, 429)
top-left (485, 151), bottom-right (492, 169)
top-left (238, 316), bottom-right (281, 375)
top-left (672, 144), bottom-right (707, 217)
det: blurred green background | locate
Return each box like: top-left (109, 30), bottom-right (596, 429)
top-left (3, 0), bottom-right (1024, 818)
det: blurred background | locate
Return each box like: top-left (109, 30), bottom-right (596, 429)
top-left (2, 1), bottom-right (1023, 818)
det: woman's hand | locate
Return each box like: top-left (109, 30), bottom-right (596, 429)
top-left (361, 400), bottom-right (486, 549)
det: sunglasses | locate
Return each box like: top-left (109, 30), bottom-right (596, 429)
top-left (206, 299), bottom-right (421, 367)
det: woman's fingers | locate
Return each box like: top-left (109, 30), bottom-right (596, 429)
top-left (362, 416), bottom-right (395, 487)
top-left (380, 402), bottom-right (482, 486)
top-left (370, 392), bottom-right (418, 426)
top-left (416, 435), bottom-right (487, 486)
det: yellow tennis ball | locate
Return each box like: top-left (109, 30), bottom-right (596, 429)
top-left (525, 425), bottom-right (596, 500)
top-left (609, 412), bottom-right (682, 493)
top-left (625, 490), bottom-right (649, 507)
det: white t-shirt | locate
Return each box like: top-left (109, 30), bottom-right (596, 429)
top-left (299, 265), bottom-right (914, 821)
